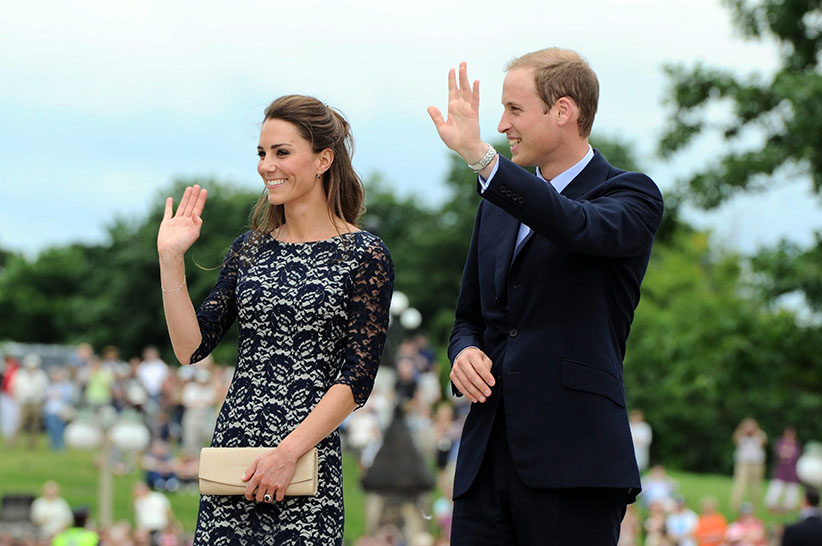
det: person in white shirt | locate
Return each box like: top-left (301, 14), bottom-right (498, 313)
top-left (30, 480), bottom-right (73, 539)
top-left (11, 354), bottom-right (49, 448)
top-left (630, 409), bottom-right (653, 473)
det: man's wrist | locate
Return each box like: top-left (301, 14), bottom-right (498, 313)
top-left (466, 144), bottom-right (498, 173)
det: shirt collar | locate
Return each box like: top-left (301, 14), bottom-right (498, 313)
top-left (536, 145), bottom-right (594, 193)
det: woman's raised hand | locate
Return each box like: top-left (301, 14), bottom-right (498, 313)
top-left (157, 185), bottom-right (208, 257)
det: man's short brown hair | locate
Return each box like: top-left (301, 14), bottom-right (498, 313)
top-left (506, 48), bottom-right (599, 137)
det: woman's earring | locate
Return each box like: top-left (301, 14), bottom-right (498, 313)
top-left (316, 173), bottom-right (322, 179)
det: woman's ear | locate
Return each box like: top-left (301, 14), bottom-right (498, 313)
top-left (319, 148), bottom-right (334, 173)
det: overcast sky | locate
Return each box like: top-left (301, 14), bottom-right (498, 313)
top-left (2, 0), bottom-right (820, 257)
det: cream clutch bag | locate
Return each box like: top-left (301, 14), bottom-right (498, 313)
top-left (199, 447), bottom-right (318, 496)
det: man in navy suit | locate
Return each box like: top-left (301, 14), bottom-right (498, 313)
top-left (428, 48), bottom-right (664, 545)
top-left (782, 487), bottom-right (822, 546)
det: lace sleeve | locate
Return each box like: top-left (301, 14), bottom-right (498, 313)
top-left (333, 237), bottom-right (394, 408)
top-left (189, 234), bottom-right (246, 364)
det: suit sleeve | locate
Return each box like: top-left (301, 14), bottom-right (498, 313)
top-left (447, 202), bottom-right (486, 396)
top-left (483, 156), bottom-right (663, 258)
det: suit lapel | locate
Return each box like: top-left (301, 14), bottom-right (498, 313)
top-left (494, 211), bottom-right (519, 307)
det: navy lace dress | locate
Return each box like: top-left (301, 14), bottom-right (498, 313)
top-left (189, 230), bottom-right (393, 545)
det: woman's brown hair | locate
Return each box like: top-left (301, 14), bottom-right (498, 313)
top-left (249, 94), bottom-right (364, 236)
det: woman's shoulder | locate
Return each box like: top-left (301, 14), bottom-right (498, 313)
top-left (349, 231), bottom-right (392, 262)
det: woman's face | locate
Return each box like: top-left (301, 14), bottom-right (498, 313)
top-left (257, 118), bottom-right (331, 208)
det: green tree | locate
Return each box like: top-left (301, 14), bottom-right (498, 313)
top-left (659, 0), bottom-right (822, 208)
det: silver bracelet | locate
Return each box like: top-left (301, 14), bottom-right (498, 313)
top-left (161, 281), bottom-right (186, 294)
top-left (467, 144), bottom-right (498, 173)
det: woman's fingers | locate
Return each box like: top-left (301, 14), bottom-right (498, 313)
top-left (175, 186), bottom-right (192, 218)
top-left (162, 197), bottom-right (173, 221)
top-left (182, 185), bottom-right (201, 217)
top-left (192, 188), bottom-right (208, 218)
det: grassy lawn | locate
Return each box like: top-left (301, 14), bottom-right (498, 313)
top-left (0, 436), bottom-right (801, 543)
top-left (0, 435), bottom-right (366, 544)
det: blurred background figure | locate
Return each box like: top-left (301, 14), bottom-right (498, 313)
top-left (693, 495), bottom-right (727, 546)
top-left (666, 495), bottom-right (698, 546)
top-left (730, 418), bottom-right (767, 511)
top-left (10, 354), bottom-right (49, 448)
top-left (642, 464), bottom-right (679, 511)
top-left (29, 480), bottom-right (73, 541)
top-left (136, 346), bottom-right (169, 416)
top-left (43, 366), bottom-right (77, 451)
top-left (141, 439), bottom-right (180, 492)
top-left (618, 503), bottom-right (641, 546)
top-left (0, 354), bottom-right (21, 439)
top-left (725, 501), bottom-right (766, 546)
top-left (765, 426), bottom-right (802, 514)
top-left (644, 500), bottom-right (674, 546)
top-left (51, 506), bottom-right (99, 546)
top-left (630, 409), bottom-right (653, 474)
top-left (180, 367), bottom-right (216, 456)
top-left (133, 482), bottom-right (173, 544)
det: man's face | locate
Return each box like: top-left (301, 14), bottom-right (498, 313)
top-left (498, 67), bottom-right (559, 167)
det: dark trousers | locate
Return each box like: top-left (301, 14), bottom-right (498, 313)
top-left (451, 401), bottom-right (627, 546)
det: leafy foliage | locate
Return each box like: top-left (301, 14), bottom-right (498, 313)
top-left (625, 229), bottom-right (822, 471)
top-left (659, 0), bottom-right (822, 208)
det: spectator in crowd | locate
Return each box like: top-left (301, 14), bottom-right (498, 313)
top-left (180, 367), bottom-right (216, 455)
top-left (726, 502), bottom-right (767, 546)
top-left (0, 354), bottom-right (20, 439)
top-left (43, 366), bottom-right (77, 451)
top-left (51, 507), bottom-right (99, 546)
top-left (694, 495), bottom-right (727, 546)
top-left (141, 439), bottom-right (180, 492)
top-left (30, 480), bottom-right (73, 540)
top-left (136, 346), bottom-right (169, 413)
top-left (618, 503), bottom-right (641, 546)
top-left (394, 355), bottom-right (418, 409)
top-left (11, 354), bottom-right (49, 448)
top-left (67, 342), bottom-right (94, 372)
top-left (630, 409), bottom-right (653, 474)
top-left (84, 356), bottom-right (115, 409)
top-left (643, 464), bottom-right (679, 510)
top-left (730, 418), bottom-right (768, 511)
top-left (781, 487), bottom-right (822, 546)
top-left (766, 426), bottom-right (803, 513)
top-left (133, 482), bottom-right (173, 541)
top-left (666, 495), bottom-right (698, 546)
top-left (645, 501), bottom-right (675, 546)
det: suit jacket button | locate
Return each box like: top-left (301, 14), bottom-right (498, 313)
top-left (508, 328), bottom-right (518, 338)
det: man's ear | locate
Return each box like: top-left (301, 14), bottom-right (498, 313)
top-left (554, 97), bottom-right (579, 128)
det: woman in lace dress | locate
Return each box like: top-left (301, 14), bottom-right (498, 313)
top-left (157, 95), bottom-right (394, 545)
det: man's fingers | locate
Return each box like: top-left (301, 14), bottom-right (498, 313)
top-left (458, 62), bottom-right (471, 94)
top-left (447, 68), bottom-right (457, 102)
top-left (427, 106), bottom-right (445, 128)
top-left (473, 80), bottom-right (480, 112)
top-left (452, 368), bottom-right (484, 403)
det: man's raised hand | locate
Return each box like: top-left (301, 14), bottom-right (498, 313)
top-left (427, 62), bottom-right (487, 162)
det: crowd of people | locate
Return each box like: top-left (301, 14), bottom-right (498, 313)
top-left (0, 335), bottom-right (463, 545)
top-left (619, 415), bottom-right (821, 546)
top-left (1, 342), bottom-right (820, 545)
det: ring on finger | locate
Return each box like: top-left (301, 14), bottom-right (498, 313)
top-left (263, 494), bottom-right (272, 503)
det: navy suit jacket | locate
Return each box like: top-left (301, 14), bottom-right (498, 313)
top-left (782, 513), bottom-right (822, 546)
top-left (447, 151), bottom-right (663, 500)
